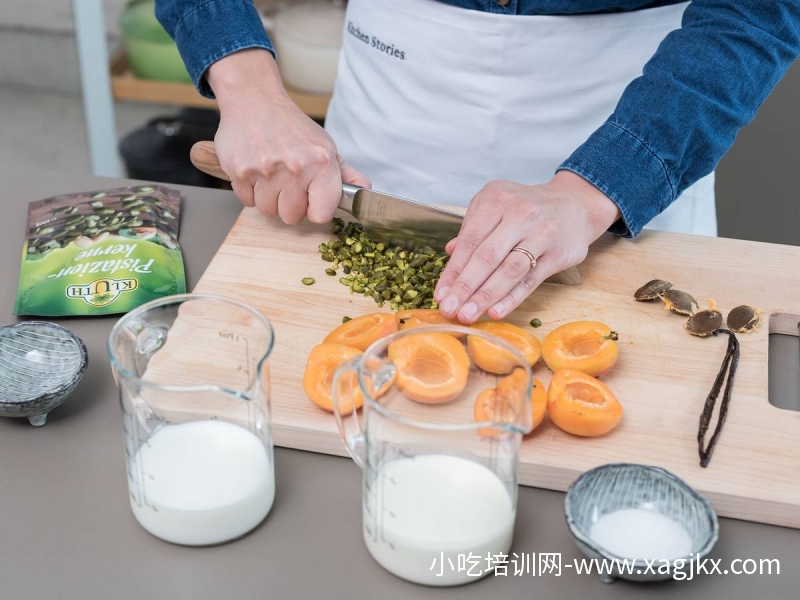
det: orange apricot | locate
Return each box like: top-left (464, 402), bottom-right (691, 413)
top-left (474, 370), bottom-right (547, 438)
top-left (323, 312), bottom-right (398, 351)
top-left (388, 332), bottom-right (470, 404)
top-left (303, 343), bottom-right (363, 415)
top-left (547, 369), bottom-right (622, 437)
top-left (531, 377), bottom-right (547, 430)
top-left (474, 371), bottom-right (524, 438)
top-left (395, 309), bottom-right (463, 336)
top-left (542, 321), bottom-right (618, 377)
top-left (468, 321), bottom-right (542, 374)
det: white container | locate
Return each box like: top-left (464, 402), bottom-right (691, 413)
top-left (261, 0), bottom-right (345, 95)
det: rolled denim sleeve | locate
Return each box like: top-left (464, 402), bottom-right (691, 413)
top-left (155, 0), bottom-right (275, 98)
top-left (558, 1), bottom-right (800, 237)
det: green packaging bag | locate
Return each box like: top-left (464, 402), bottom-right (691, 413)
top-left (14, 185), bottom-right (186, 316)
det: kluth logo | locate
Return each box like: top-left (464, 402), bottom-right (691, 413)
top-left (66, 277), bottom-right (138, 307)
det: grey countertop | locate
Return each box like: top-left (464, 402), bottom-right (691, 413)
top-left (0, 166), bottom-right (796, 600)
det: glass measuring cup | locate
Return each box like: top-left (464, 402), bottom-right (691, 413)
top-left (108, 294), bottom-right (275, 546)
top-left (332, 325), bottom-right (534, 586)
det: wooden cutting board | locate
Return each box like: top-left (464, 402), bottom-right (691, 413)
top-left (189, 206), bottom-right (800, 528)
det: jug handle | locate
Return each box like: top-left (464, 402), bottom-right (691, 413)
top-left (332, 358), bottom-right (365, 468)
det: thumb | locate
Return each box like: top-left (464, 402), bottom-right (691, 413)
top-left (339, 157), bottom-right (372, 188)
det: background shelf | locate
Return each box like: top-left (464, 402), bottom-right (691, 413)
top-left (110, 50), bottom-right (331, 120)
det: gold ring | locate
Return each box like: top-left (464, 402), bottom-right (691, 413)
top-left (510, 247), bottom-right (537, 270)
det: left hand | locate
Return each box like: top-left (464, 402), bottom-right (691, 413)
top-left (434, 171), bottom-right (621, 323)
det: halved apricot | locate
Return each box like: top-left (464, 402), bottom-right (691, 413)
top-left (468, 321), bottom-right (542, 374)
top-left (542, 321), bottom-right (618, 377)
top-left (323, 313), bottom-right (398, 351)
top-left (395, 309), bottom-right (463, 336)
top-left (547, 369), bottom-right (622, 437)
top-left (388, 332), bottom-right (470, 404)
top-left (303, 343), bottom-right (363, 415)
top-left (474, 370), bottom-right (547, 438)
top-left (531, 377), bottom-right (547, 430)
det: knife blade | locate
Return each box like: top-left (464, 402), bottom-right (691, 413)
top-left (190, 141), bottom-right (580, 285)
top-left (339, 182), bottom-right (464, 253)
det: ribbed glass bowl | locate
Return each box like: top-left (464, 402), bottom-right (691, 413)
top-left (0, 322), bottom-right (88, 426)
top-left (564, 463), bottom-right (719, 583)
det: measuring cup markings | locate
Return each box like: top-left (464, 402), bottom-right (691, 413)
top-left (218, 329), bottom-right (251, 386)
top-left (122, 410), bottom-right (143, 506)
top-left (128, 410), bottom-right (162, 513)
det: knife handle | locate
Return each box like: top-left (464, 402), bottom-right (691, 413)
top-left (190, 141), bottom-right (229, 181)
top-left (190, 141), bottom-right (360, 216)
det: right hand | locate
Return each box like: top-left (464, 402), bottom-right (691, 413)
top-left (207, 49), bottom-right (370, 224)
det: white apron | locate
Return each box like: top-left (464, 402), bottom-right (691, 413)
top-left (325, 0), bottom-right (717, 236)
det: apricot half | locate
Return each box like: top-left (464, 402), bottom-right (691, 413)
top-left (547, 369), bottom-right (622, 437)
top-left (388, 332), bottom-right (470, 404)
top-left (542, 321), bottom-right (618, 377)
top-left (303, 343), bottom-right (363, 415)
top-left (323, 312), bottom-right (398, 351)
top-left (474, 370), bottom-right (547, 438)
top-left (468, 321), bottom-right (542, 374)
top-left (531, 377), bottom-right (547, 430)
top-left (395, 309), bottom-right (462, 335)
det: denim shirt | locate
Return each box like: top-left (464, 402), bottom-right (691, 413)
top-left (155, 1), bottom-right (800, 237)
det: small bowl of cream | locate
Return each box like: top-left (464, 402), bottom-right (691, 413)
top-left (564, 463), bottom-right (719, 583)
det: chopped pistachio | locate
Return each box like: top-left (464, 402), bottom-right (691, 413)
top-left (317, 220), bottom-right (450, 309)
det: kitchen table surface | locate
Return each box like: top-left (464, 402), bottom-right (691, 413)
top-left (0, 166), bottom-right (796, 600)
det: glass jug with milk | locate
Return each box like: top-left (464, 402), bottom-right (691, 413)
top-left (332, 326), bottom-right (534, 586)
top-left (108, 294), bottom-right (275, 546)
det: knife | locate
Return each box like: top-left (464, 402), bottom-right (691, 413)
top-left (190, 141), bottom-right (580, 285)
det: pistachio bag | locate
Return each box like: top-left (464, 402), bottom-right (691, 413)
top-left (14, 185), bottom-right (186, 316)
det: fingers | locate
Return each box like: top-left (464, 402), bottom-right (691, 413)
top-left (435, 181), bottom-right (518, 302)
top-left (339, 158), bottom-right (372, 188)
top-left (306, 157), bottom-right (371, 224)
top-left (230, 179), bottom-right (255, 208)
top-left (434, 199), bottom-right (503, 305)
top-left (438, 226), bottom-right (533, 323)
top-left (252, 179), bottom-right (279, 218)
top-left (235, 155), bottom-right (367, 225)
top-left (277, 184), bottom-right (309, 225)
top-left (487, 254), bottom-right (558, 319)
top-left (433, 179), bottom-right (583, 323)
top-left (213, 100), bottom-right (346, 225)
top-left (459, 246), bottom-right (540, 322)
top-left (306, 168), bottom-right (340, 224)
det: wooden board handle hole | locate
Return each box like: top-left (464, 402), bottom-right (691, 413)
top-left (768, 313), bottom-right (800, 412)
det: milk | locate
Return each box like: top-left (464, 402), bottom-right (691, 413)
top-left (363, 455), bottom-right (515, 586)
top-left (589, 508), bottom-right (693, 561)
top-left (129, 420), bottom-right (274, 546)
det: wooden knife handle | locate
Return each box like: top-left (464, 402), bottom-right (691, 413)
top-left (190, 141), bottom-right (230, 182)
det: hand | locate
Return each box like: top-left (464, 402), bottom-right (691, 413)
top-left (207, 49), bottom-right (370, 224)
top-left (434, 171), bottom-right (621, 323)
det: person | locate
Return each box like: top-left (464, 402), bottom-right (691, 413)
top-left (156, 0), bottom-right (799, 323)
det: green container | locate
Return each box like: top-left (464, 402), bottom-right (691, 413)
top-left (120, 0), bottom-right (192, 83)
